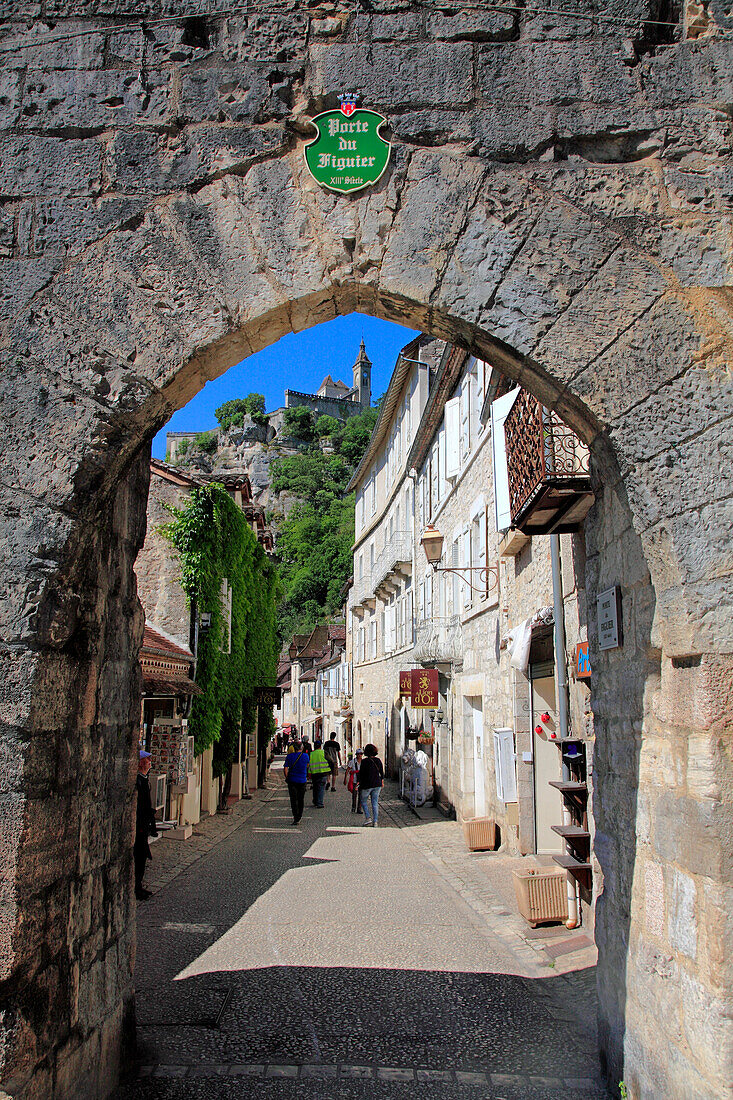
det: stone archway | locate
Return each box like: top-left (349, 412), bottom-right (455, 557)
top-left (1, 10), bottom-right (732, 1100)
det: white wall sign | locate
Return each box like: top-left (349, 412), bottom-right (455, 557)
top-left (597, 586), bottom-right (622, 650)
top-left (369, 702), bottom-right (387, 718)
top-left (493, 727), bottom-right (517, 803)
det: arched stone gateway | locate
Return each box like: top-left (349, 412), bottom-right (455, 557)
top-left (0, 5), bottom-right (731, 1098)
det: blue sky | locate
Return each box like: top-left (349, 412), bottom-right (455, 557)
top-left (152, 313), bottom-right (420, 458)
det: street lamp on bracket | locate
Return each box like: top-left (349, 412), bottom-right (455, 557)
top-left (420, 524), bottom-right (500, 596)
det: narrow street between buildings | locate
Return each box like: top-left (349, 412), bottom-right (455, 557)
top-left (115, 762), bottom-right (603, 1100)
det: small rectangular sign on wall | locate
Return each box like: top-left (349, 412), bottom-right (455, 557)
top-left (597, 586), bottom-right (622, 650)
top-left (399, 670), bottom-right (412, 695)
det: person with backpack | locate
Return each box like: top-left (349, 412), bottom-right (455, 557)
top-left (358, 743), bottom-right (384, 827)
top-left (283, 740), bottom-right (309, 825)
top-left (323, 733), bottom-right (342, 791)
top-left (307, 739), bottom-right (331, 808)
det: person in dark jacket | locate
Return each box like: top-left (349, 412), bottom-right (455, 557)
top-left (283, 740), bottom-right (309, 824)
top-left (358, 743), bottom-right (384, 827)
top-left (134, 749), bottom-right (158, 900)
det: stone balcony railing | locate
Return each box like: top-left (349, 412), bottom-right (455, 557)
top-left (352, 572), bottom-right (375, 606)
top-left (373, 530), bottom-right (413, 593)
top-left (413, 615), bottom-right (463, 664)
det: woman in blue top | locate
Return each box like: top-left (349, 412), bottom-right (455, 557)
top-left (283, 740), bottom-right (309, 825)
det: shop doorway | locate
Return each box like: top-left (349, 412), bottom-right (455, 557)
top-left (468, 697), bottom-right (486, 818)
top-left (530, 675), bottom-right (563, 855)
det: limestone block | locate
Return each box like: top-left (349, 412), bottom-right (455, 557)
top-left (426, 8), bottom-right (516, 41)
top-left (699, 880), bottom-right (733, 989)
top-left (350, 12), bottom-right (423, 41)
top-left (609, 363), bottom-right (733, 470)
top-left (534, 245), bottom-right (667, 382)
top-left (0, 135), bottom-right (103, 197)
top-left (106, 124), bottom-right (287, 194)
top-left (106, 22), bottom-right (214, 65)
top-left (642, 38), bottom-right (733, 107)
top-left (0, 490), bottom-right (75, 643)
top-left (468, 105), bottom-right (554, 160)
top-left (436, 175), bottom-right (537, 326)
top-left (668, 868), bottom-right (698, 959)
top-left (378, 149), bottom-right (486, 307)
top-left (308, 43), bottom-right (474, 109)
top-left (391, 109), bottom-right (474, 148)
top-left (478, 199), bottom-right (618, 356)
top-left (0, 69), bottom-right (22, 127)
top-left (663, 164), bottom-right (733, 212)
top-left (653, 788), bottom-right (731, 882)
top-left (170, 173), bottom-right (319, 338)
top-left (477, 41), bottom-right (639, 107)
top-left (31, 197), bottom-right (150, 258)
top-left (0, 205), bottom-right (14, 256)
top-left (637, 219), bottom-right (732, 288)
top-left (177, 63), bottom-right (296, 125)
top-left (679, 971), bottom-right (733, 1094)
top-left (18, 69), bottom-right (173, 131)
top-left (0, 355), bottom-right (126, 511)
top-left (0, 20), bottom-right (105, 69)
top-left (570, 294), bottom-right (706, 426)
top-left (46, 224), bottom-right (226, 385)
top-left (220, 13), bottom-right (309, 61)
top-left (1, 256), bottom-right (68, 323)
top-left (625, 421), bottom-right (733, 534)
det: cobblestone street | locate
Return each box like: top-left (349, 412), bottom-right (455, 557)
top-left (113, 762), bottom-right (603, 1099)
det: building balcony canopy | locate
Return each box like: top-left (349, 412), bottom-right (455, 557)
top-left (504, 391), bottom-right (594, 535)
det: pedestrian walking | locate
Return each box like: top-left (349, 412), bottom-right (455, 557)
top-left (346, 748), bottom-right (364, 813)
top-left (308, 739), bottom-right (331, 807)
top-left (283, 740), bottom-right (309, 825)
top-left (323, 733), bottom-right (342, 791)
top-left (134, 749), bottom-right (158, 899)
top-left (358, 743), bottom-right (384, 827)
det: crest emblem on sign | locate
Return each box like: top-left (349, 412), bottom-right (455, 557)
top-left (338, 93), bottom-right (357, 117)
top-left (304, 94), bottom-right (391, 195)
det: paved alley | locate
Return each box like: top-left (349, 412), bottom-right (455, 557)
top-left (114, 765), bottom-right (605, 1099)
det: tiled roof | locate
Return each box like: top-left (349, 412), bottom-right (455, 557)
top-left (297, 624), bottom-right (330, 659)
top-left (142, 673), bottom-right (202, 697)
top-left (150, 458), bottom-right (198, 489)
top-left (327, 624), bottom-right (346, 642)
top-left (142, 624), bottom-right (193, 661)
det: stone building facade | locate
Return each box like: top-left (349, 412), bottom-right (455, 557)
top-left (350, 337), bottom-right (595, 930)
top-left (1, 4), bottom-right (731, 1099)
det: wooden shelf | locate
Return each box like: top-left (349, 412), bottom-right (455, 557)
top-left (552, 825), bottom-right (590, 842)
top-left (553, 852), bottom-right (592, 872)
top-left (549, 781), bottom-right (587, 794)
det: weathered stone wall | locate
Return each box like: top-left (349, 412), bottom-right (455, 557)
top-left (0, 3), bottom-right (731, 1098)
top-left (135, 472), bottom-right (191, 650)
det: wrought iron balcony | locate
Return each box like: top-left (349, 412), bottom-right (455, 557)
top-left (504, 391), bottom-right (594, 534)
top-left (413, 615), bottom-right (463, 664)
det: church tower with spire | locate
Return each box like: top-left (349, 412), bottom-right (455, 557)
top-left (351, 339), bottom-right (372, 409)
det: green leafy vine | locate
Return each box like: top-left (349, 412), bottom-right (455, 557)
top-left (160, 483), bottom-right (280, 774)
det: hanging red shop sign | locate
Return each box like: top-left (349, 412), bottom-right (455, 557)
top-left (411, 668), bottom-right (439, 709)
top-left (399, 670), bottom-right (412, 695)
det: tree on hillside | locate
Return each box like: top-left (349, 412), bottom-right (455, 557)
top-left (314, 414), bottom-right (341, 439)
top-left (194, 430), bottom-right (218, 454)
top-left (282, 405), bottom-right (315, 442)
top-left (333, 406), bottom-right (379, 463)
top-left (215, 394), bottom-right (268, 430)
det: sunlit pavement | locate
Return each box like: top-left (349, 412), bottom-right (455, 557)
top-left (114, 762), bottom-right (606, 1099)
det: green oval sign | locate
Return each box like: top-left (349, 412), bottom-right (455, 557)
top-left (304, 108), bottom-right (391, 195)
